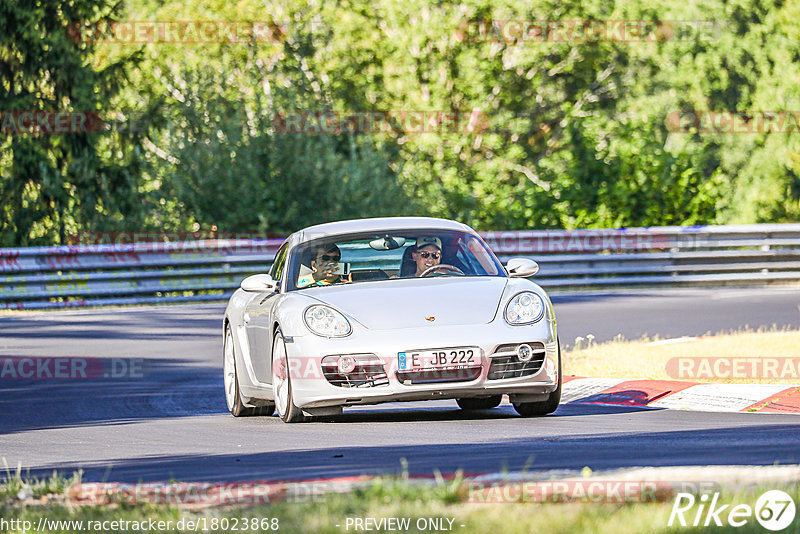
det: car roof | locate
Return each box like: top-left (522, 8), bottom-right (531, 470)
top-left (289, 217), bottom-right (475, 246)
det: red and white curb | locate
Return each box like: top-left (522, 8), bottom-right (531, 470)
top-left (562, 377), bottom-right (800, 413)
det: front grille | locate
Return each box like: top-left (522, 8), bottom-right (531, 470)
top-left (396, 366), bottom-right (482, 385)
top-left (321, 355), bottom-right (388, 388)
top-left (488, 342), bottom-right (546, 380)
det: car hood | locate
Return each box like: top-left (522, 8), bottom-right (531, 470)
top-left (305, 277), bottom-right (509, 329)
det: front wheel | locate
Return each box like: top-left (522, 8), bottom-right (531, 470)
top-left (512, 344), bottom-right (562, 417)
top-left (456, 396), bottom-right (502, 411)
top-left (272, 328), bottom-right (306, 423)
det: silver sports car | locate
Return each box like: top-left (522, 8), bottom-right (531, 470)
top-left (223, 217), bottom-right (561, 422)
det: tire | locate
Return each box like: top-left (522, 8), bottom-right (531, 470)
top-left (272, 328), bottom-right (306, 423)
top-left (456, 396), bottom-right (502, 411)
top-left (512, 343), bottom-right (562, 417)
top-left (224, 325), bottom-right (275, 417)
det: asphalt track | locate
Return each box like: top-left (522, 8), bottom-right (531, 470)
top-left (1, 287), bottom-right (799, 483)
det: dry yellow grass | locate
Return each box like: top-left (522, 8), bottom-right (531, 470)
top-left (564, 329), bottom-right (800, 383)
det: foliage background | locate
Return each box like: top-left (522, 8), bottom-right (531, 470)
top-left (2, 0), bottom-right (799, 245)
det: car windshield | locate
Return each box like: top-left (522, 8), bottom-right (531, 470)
top-left (286, 230), bottom-right (505, 291)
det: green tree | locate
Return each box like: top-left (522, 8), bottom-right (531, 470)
top-left (6, 0), bottom-right (800, 246)
top-left (0, 0), bottom-right (149, 246)
top-left (148, 43), bottom-right (411, 234)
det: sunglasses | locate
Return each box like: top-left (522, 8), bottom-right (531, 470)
top-left (319, 254), bottom-right (341, 262)
top-left (417, 251), bottom-right (441, 259)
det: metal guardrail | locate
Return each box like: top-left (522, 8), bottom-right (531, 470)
top-left (2, 224), bottom-right (800, 309)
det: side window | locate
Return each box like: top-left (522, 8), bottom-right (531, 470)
top-left (269, 244), bottom-right (288, 283)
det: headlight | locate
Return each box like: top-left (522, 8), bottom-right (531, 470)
top-left (304, 305), bottom-right (352, 337)
top-left (504, 291), bottom-right (545, 325)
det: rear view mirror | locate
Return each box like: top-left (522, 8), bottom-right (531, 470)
top-left (506, 258), bottom-right (539, 278)
top-left (369, 236), bottom-right (406, 250)
top-left (240, 274), bottom-right (277, 292)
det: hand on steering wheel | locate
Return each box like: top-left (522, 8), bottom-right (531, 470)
top-left (419, 264), bottom-right (465, 277)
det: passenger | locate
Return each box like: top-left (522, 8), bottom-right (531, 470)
top-left (297, 244), bottom-right (349, 288)
top-left (412, 237), bottom-right (443, 277)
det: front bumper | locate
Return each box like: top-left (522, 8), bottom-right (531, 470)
top-left (285, 318), bottom-right (558, 409)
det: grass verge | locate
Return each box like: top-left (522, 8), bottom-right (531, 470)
top-left (564, 328), bottom-right (800, 383)
top-left (2, 471), bottom-right (799, 534)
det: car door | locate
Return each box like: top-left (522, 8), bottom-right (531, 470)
top-left (244, 243), bottom-right (288, 384)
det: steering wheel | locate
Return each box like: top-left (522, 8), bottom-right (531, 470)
top-left (419, 264), bottom-right (465, 277)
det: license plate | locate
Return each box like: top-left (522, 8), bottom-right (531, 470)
top-left (398, 347), bottom-right (478, 371)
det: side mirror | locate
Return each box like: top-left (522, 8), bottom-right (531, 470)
top-left (506, 258), bottom-right (539, 278)
top-left (240, 274), bottom-right (277, 292)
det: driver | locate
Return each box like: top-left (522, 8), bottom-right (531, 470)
top-left (297, 243), bottom-right (349, 288)
top-left (412, 237), bottom-right (443, 277)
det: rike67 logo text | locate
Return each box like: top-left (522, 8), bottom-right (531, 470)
top-left (669, 490), bottom-right (796, 531)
